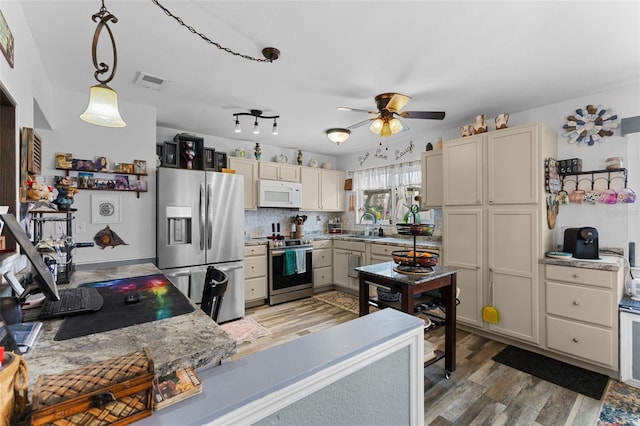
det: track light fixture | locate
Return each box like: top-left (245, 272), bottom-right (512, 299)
top-left (233, 110), bottom-right (280, 136)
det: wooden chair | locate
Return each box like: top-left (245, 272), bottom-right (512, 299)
top-left (200, 266), bottom-right (229, 322)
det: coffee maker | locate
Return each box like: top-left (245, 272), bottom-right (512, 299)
top-left (563, 227), bottom-right (599, 259)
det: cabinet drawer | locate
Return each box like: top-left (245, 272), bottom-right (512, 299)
top-left (244, 276), bottom-right (267, 301)
top-left (313, 249), bottom-right (332, 268)
top-left (545, 264), bottom-right (615, 289)
top-left (333, 240), bottom-right (366, 252)
top-left (371, 244), bottom-right (398, 256)
top-left (313, 239), bottom-right (332, 250)
top-left (546, 281), bottom-right (614, 327)
top-left (313, 266), bottom-right (333, 287)
top-left (244, 244), bottom-right (267, 257)
top-left (546, 316), bottom-right (615, 367)
top-left (244, 256), bottom-right (266, 278)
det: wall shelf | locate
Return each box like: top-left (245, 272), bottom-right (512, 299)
top-left (56, 167), bottom-right (148, 198)
top-left (560, 167), bottom-right (628, 191)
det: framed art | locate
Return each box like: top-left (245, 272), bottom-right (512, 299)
top-left (0, 8), bottom-right (14, 68)
top-left (213, 151), bottom-right (227, 172)
top-left (134, 159), bottom-right (147, 175)
top-left (204, 148), bottom-right (216, 171)
top-left (163, 141), bottom-right (178, 168)
top-left (91, 194), bottom-right (122, 224)
top-left (94, 156), bottom-right (109, 171)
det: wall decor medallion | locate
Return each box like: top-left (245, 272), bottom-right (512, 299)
top-left (562, 104), bottom-right (618, 146)
top-left (91, 194), bottom-right (122, 224)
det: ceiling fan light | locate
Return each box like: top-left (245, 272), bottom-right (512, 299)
top-left (389, 117), bottom-right (403, 134)
top-left (80, 84), bottom-right (126, 127)
top-left (370, 118), bottom-right (384, 134)
top-left (380, 121), bottom-right (392, 137)
top-left (234, 116), bottom-right (241, 133)
top-left (253, 118), bottom-right (260, 134)
top-left (326, 128), bottom-right (351, 145)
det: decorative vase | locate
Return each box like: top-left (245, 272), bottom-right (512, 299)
top-left (296, 150), bottom-right (303, 166)
top-left (495, 113), bottom-right (510, 130)
top-left (254, 143), bottom-right (261, 160)
top-left (472, 115), bottom-right (487, 134)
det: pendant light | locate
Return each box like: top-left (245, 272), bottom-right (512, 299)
top-left (80, 0), bottom-right (126, 127)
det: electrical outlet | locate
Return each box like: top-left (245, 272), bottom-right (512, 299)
top-left (76, 221), bottom-right (87, 234)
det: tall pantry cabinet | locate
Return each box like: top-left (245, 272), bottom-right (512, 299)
top-left (442, 123), bottom-right (557, 344)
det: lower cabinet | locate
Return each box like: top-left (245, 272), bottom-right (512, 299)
top-left (244, 244), bottom-right (267, 306)
top-left (333, 240), bottom-right (365, 292)
top-left (313, 240), bottom-right (333, 291)
top-left (544, 263), bottom-right (624, 371)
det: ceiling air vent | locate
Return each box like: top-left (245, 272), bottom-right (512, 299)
top-left (135, 72), bottom-right (169, 90)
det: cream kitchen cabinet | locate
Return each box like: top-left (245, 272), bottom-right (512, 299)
top-left (420, 150), bottom-right (443, 208)
top-left (442, 123), bottom-right (556, 345)
top-left (544, 263), bottom-right (624, 374)
top-left (300, 167), bottom-right (345, 211)
top-left (259, 162), bottom-right (300, 182)
top-left (244, 244), bottom-right (267, 306)
top-left (312, 239), bottom-right (332, 291)
top-left (228, 157), bottom-right (258, 210)
top-left (333, 240), bottom-right (365, 293)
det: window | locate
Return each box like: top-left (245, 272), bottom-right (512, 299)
top-left (353, 161), bottom-right (432, 225)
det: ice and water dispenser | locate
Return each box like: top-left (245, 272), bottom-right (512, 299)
top-left (166, 206), bottom-right (192, 245)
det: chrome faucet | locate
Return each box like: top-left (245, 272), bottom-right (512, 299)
top-left (359, 212), bottom-right (376, 224)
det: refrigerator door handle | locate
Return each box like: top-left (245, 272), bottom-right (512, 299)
top-left (216, 264), bottom-right (243, 273)
top-left (200, 183), bottom-right (206, 250)
top-left (207, 184), bottom-right (214, 250)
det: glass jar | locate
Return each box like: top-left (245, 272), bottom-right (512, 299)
top-left (605, 157), bottom-right (624, 170)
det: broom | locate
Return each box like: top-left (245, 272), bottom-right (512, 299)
top-left (482, 270), bottom-right (500, 323)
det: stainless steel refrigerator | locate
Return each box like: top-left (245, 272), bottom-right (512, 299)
top-left (156, 168), bottom-right (244, 323)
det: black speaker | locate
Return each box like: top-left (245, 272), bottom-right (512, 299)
top-left (630, 242), bottom-right (636, 267)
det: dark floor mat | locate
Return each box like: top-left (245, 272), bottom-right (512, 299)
top-left (55, 274), bottom-right (195, 341)
top-left (492, 345), bottom-right (609, 400)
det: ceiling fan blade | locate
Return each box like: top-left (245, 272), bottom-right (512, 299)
top-left (400, 111), bottom-right (446, 120)
top-left (386, 93), bottom-right (411, 112)
top-left (337, 106), bottom-right (377, 114)
top-left (347, 118), bottom-right (373, 129)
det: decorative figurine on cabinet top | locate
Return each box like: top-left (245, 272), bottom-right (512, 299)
top-left (297, 150), bottom-right (303, 165)
top-left (472, 114), bottom-right (487, 134)
top-left (495, 113), bottom-right (509, 130)
top-left (183, 141), bottom-right (196, 169)
top-left (254, 143), bottom-right (261, 160)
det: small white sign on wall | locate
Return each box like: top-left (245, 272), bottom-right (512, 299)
top-left (91, 194), bottom-right (122, 224)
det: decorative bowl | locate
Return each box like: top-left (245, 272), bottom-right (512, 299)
top-left (391, 250), bottom-right (439, 267)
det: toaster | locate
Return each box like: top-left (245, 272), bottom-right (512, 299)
top-left (563, 227), bottom-right (599, 259)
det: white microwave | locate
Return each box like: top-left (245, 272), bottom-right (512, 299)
top-left (258, 179), bottom-right (302, 208)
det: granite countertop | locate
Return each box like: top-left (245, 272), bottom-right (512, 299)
top-left (355, 261), bottom-right (457, 284)
top-left (23, 263), bottom-right (235, 392)
top-left (245, 234), bottom-right (442, 250)
top-left (539, 255), bottom-right (624, 271)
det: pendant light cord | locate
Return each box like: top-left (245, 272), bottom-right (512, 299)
top-left (150, 0), bottom-right (278, 63)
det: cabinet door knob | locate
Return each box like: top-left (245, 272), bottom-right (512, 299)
top-left (572, 338), bottom-right (579, 343)
top-left (572, 301), bottom-right (579, 306)
top-left (572, 274), bottom-right (579, 279)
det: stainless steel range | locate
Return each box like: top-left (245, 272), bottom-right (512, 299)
top-left (268, 238), bottom-right (314, 305)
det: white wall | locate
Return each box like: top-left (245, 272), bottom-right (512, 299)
top-left (36, 88), bottom-right (157, 265)
top-left (336, 82), bottom-right (640, 257)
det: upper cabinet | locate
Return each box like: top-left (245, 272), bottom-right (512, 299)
top-left (443, 135), bottom-right (483, 205)
top-left (259, 162), bottom-right (300, 182)
top-left (228, 157), bottom-right (258, 210)
top-left (301, 167), bottom-right (345, 211)
top-left (420, 151), bottom-right (443, 208)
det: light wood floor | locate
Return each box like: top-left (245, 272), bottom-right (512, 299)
top-left (232, 295), bottom-right (602, 425)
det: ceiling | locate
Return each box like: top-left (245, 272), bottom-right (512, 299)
top-left (20, 1), bottom-right (640, 155)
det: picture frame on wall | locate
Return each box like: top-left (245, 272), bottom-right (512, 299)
top-left (204, 148), bottom-right (215, 171)
top-left (163, 141), bottom-right (178, 168)
top-left (91, 194), bottom-right (122, 224)
top-left (213, 152), bottom-right (227, 172)
top-left (133, 160), bottom-right (147, 175)
top-left (0, 9), bottom-right (14, 69)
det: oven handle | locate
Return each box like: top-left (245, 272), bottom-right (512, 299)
top-left (270, 248), bottom-right (313, 256)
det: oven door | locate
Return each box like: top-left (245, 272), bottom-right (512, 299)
top-left (269, 247), bottom-right (313, 295)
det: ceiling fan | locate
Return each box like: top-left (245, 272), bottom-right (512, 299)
top-left (338, 93), bottom-right (445, 137)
